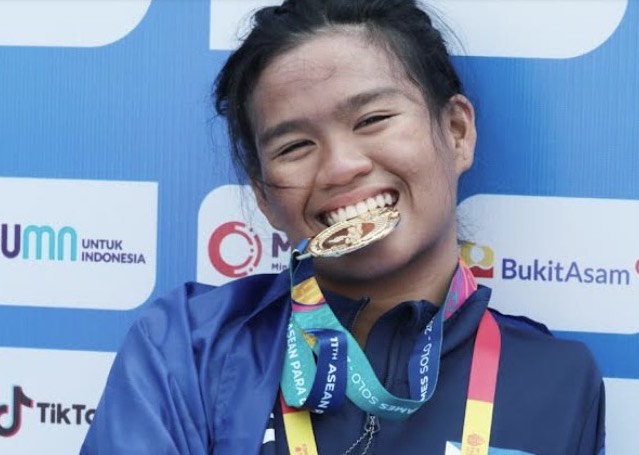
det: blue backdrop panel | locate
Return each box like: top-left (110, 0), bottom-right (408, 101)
top-left (0, 1), bottom-right (637, 452)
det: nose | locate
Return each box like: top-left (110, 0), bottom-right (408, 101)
top-left (315, 139), bottom-right (374, 187)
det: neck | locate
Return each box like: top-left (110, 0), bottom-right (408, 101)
top-left (315, 240), bottom-right (460, 346)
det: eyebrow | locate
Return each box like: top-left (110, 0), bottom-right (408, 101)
top-left (256, 87), bottom-right (404, 148)
top-left (335, 87), bottom-right (403, 118)
top-left (257, 119), bottom-right (313, 149)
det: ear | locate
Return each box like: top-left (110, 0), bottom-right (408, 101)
top-left (441, 94), bottom-right (476, 175)
top-left (251, 178), bottom-right (284, 231)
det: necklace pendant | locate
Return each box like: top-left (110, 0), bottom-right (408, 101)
top-left (307, 207), bottom-right (400, 258)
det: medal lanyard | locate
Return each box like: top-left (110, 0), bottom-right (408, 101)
top-left (280, 241), bottom-right (501, 454)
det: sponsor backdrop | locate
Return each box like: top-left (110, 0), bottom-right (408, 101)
top-left (0, 0), bottom-right (637, 452)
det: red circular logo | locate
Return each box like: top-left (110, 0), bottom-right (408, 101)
top-left (208, 221), bottom-right (262, 278)
top-left (635, 259), bottom-right (639, 276)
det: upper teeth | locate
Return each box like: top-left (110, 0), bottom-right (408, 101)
top-left (324, 192), bottom-right (396, 226)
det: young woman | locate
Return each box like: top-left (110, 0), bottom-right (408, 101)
top-left (82, 1), bottom-right (605, 454)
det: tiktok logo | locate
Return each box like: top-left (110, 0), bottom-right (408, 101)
top-left (0, 386), bottom-right (33, 437)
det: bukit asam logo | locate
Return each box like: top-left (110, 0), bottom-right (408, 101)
top-left (461, 243), bottom-right (637, 286)
top-left (1, 222), bottom-right (147, 264)
top-left (461, 243), bottom-right (494, 278)
top-left (207, 221), bottom-right (290, 279)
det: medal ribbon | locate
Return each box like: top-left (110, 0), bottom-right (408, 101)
top-left (280, 240), bottom-right (501, 454)
top-left (281, 310), bottom-right (501, 455)
top-left (281, 240), bottom-right (480, 419)
top-left (460, 310), bottom-right (501, 455)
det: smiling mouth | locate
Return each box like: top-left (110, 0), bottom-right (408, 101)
top-left (321, 191), bottom-right (398, 226)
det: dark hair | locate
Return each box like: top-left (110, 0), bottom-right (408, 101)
top-left (214, 0), bottom-right (464, 183)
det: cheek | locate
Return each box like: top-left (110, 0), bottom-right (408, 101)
top-left (262, 187), bottom-right (291, 214)
top-left (407, 129), bottom-right (458, 184)
top-left (260, 156), bottom-right (316, 189)
top-left (385, 128), bottom-right (441, 179)
top-left (388, 137), bottom-right (458, 203)
top-left (259, 165), bottom-right (279, 186)
top-left (261, 186), bottom-right (308, 226)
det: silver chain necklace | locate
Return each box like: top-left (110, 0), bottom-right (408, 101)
top-left (342, 414), bottom-right (380, 455)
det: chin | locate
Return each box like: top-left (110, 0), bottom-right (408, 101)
top-left (315, 240), bottom-right (411, 279)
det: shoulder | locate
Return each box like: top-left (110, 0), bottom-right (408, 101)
top-left (488, 308), bottom-right (602, 406)
top-left (491, 307), bottom-right (595, 357)
top-left (132, 271), bottom-right (290, 346)
top-left (489, 307), bottom-right (551, 336)
top-left (108, 271), bottom-right (291, 409)
top-left (486, 309), bottom-right (605, 452)
top-left (84, 273), bottom-right (291, 453)
top-left (111, 272), bottom-right (292, 386)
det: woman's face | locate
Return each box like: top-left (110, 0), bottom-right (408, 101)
top-left (250, 31), bottom-right (475, 287)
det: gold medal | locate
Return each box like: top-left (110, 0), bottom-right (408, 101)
top-left (306, 207), bottom-right (400, 258)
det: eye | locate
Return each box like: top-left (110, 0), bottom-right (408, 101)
top-left (355, 114), bottom-right (393, 130)
top-left (277, 139), bottom-right (314, 157)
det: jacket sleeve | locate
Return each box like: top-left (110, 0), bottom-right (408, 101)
top-left (577, 379), bottom-right (606, 455)
top-left (80, 286), bottom-right (210, 455)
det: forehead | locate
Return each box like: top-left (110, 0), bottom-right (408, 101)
top-left (250, 31), bottom-right (418, 124)
top-left (262, 31), bottom-right (399, 83)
